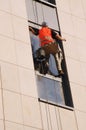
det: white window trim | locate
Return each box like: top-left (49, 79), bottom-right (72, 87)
top-left (35, 70), bottom-right (62, 82)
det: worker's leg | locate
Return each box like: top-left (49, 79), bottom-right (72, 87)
top-left (54, 51), bottom-right (64, 75)
top-left (42, 43), bottom-right (64, 75)
top-left (55, 53), bottom-right (62, 70)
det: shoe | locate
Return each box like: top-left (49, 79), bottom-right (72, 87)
top-left (58, 70), bottom-right (64, 76)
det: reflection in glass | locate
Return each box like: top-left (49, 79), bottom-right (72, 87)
top-left (29, 31), bottom-right (40, 58)
top-left (36, 2), bottom-right (44, 24)
top-left (55, 81), bottom-right (65, 105)
top-left (44, 78), bottom-right (57, 103)
top-left (26, 0), bottom-right (59, 30)
top-left (42, 4), bottom-right (59, 30)
top-left (36, 76), bottom-right (47, 100)
top-left (25, 0), bottom-right (37, 22)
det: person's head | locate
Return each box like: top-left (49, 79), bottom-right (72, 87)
top-left (42, 21), bottom-right (48, 27)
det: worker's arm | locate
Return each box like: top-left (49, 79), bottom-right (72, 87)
top-left (29, 26), bottom-right (39, 36)
top-left (56, 34), bottom-right (66, 41)
top-left (51, 30), bottom-right (66, 42)
top-left (29, 26), bottom-right (36, 34)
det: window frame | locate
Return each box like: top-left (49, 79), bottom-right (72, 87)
top-left (35, 0), bottom-right (56, 6)
top-left (27, 0), bottom-right (59, 31)
top-left (27, 0), bottom-right (74, 108)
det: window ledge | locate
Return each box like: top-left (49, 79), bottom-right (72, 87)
top-left (38, 98), bottom-right (74, 111)
top-left (35, 70), bottom-right (62, 82)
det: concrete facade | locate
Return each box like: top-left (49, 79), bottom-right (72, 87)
top-left (0, 0), bottom-right (86, 130)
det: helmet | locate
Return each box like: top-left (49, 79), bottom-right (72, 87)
top-left (42, 21), bottom-right (48, 27)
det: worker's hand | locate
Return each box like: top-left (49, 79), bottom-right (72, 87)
top-left (62, 38), bottom-right (66, 41)
top-left (29, 26), bottom-right (35, 34)
top-left (29, 26), bottom-right (33, 31)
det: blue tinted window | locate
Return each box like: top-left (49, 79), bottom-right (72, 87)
top-left (26, 0), bottom-right (59, 31)
top-left (36, 75), bottom-right (65, 105)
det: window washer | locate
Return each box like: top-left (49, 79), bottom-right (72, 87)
top-left (29, 26), bottom-right (49, 74)
top-left (39, 22), bottom-right (66, 76)
top-left (29, 22), bottom-right (66, 76)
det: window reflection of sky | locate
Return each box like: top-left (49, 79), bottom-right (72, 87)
top-left (26, 0), bottom-right (59, 30)
top-left (55, 81), bottom-right (65, 105)
top-left (36, 76), bottom-right (65, 105)
top-left (29, 31), bottom-right (40, 57)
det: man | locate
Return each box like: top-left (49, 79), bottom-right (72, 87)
top-left (29, 22), bottom-right (66, 76)
top-left (39, 22), bottom-right (66, 76)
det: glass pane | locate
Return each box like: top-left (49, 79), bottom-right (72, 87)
top-left (36, 76), bottom-right (47, 100)
top-left (36, 2), bottom-right (44, 24)
top-left (29, 31), bottom-right (40, 58)
top-left (55, 81), bottom-right (65, 105)
top-left (36, 75), bottom-right (65, 105)
top-left (25, 0), bottom-right (37, 22)
top-left (42, 4), bottom-right (59, 30)
top-left (44, 78), bottom-right (57, 103)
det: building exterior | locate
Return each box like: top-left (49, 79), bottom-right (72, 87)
top-left (0, 0), bottom-right (86, 130)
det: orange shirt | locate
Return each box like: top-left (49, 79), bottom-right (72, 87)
top-left (39, 27), bottom-right (54, 46)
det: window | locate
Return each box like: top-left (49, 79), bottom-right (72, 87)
top-left (26, 0), bottom-right (59, 30)
top-left (36, 74), bottom-right (65, 105)
top-left (26, 0), bottom-right (73, 108)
